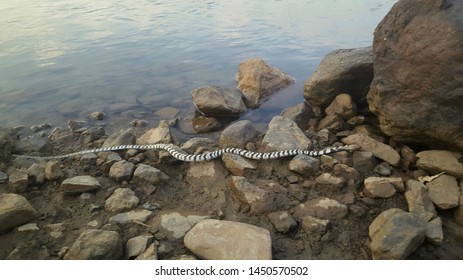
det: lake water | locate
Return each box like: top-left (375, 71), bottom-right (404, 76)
top-left (0, 0), bottom-right (397, 132)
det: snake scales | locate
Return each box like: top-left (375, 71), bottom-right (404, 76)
top-left (14, 143), bottom-right (359, 162)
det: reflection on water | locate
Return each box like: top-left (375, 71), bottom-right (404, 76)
top-left (0, 0), bottom-right (396, 130)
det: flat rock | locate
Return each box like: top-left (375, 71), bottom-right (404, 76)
top-left (293, 197), bottom-right (348, 220)
top-left (109, 160), bottom-right (134, 182)
top-left (0, 193), bottom-right (38, 232)
top-left (137, 121), bottom-right (172, 145)
top-left (416, 150), bottom-right (463, 178)
top-left (315, 173), bottom-right (345, 188)
top-left (288, 155), bottom-right (320, 177)
top-left (133, 164), bottom-right (169, 184)
top-left (236, 58), bottom-right (295, 108)
top-left (105, 188), bottom-right (139, 212)
top-left (222, 153), bottom-right (257, 176)
top-left (126, 235), bottom-right (154, 259)
top-left (219, 120), bottom-right (261, 149)
top-left (363, 177), bottom-right (403, 198)
top-left (267, 211), bottom-right (297, 233)
top-left (426, 174), bottom-right (460, 210)
top-left (324, 93), bottom-right (358, 120)
top-left (405, 180), bottom-right (437, 223)
top-left (262, 116), bottom-right (312, 151)
top-left (60, 175), bottom-right (101, 194)
top-left (8, 168), bottom-right (28, 193)
top-left (191, 85), bottom-right (246, 116)
top-left (343, 133), bottom-right (400, 166)
top-left (64, 229), bottom-right (123, 260)
top-left (369, 208), bottom-right (425, 260)
top-left (109, 209), bottom-right (153, 224)
top-left (184, 219), bottom-right (272, 260)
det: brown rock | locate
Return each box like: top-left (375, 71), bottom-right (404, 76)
top-left (426, 174), bottom-right (460, 210)
top-left (222, 154), bottom-right (257, 176)
top-left (262, 116), bottom-right (312, 151)
top-left (293, 197), bottom-right (348, 220)
top-left (137, 121), bottom-right (172, 145)
top-left (8, 169), bottom-right (28, 193)
top-left (267, 211), bottom-right (297, 233)
top-left (405, 180), bottom-right (437, 223)
top-left (191, 85), bottom-right (246, 116)
top-left (192, 116), bottom-right (221, 133)
top-left (363, 177), bottom-right (403, 198)
top-left (416, 150), bottom-right (463, 178)
top-left (0, 193), bottom-right (38, 232)
top-left (64, 229), bottom-right (123, 260)
top-left (324, 93), bottom-right (358, 120)
top-left (60, 175), bottom-right (101, 194)
top-left (219, 120), bottom-right (261, 149)
top-left (342, 133), bottom-right (400, 166)
top-left (105, 188), bottom-right (139, 212)
top-left (45, 160), bottom-right (64, 181)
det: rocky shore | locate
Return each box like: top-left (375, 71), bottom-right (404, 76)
top-left (0, 0), bottom-right (462, 260)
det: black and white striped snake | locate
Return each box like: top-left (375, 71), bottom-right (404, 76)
top-left (14, 143), bottom-right (359, 162)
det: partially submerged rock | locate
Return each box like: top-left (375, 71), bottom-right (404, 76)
top-left (191, 85), bottom-right (246, 117)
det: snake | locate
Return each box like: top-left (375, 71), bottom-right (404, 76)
top-left (14, 143), bottom-right (360, 162)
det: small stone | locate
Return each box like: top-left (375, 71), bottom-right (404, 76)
top-left (158, 212), bottom-right (209, 239)
top-left (287, 175), bottom-right (299, 184)
top-left (102, 128), bottom-right (135, 147)
top-left (105, 188), bottom-right (139, 212)
top-left (79, 127), bottom-right (105, 144)
top-left (45, 223), bottom-right (66, 239)
top-left (130, 119), bottom-right (148, 127)
top-left (87, 220), bottom-right (100, 229)
top-left (222, 153), bottom-right (257, 176)
top-left (64, 229), bottom-right (123, 260)
top-left (27, 163), bottom-right (46, 185)
top-left (343, 133), bottom-right (400, 166)
top-left (45, 160), bottom-right (64, 181)
top-left (288, 155), bottom-right (320, 177)
top-left (0, 193), bottom-right (38, 232)
top-left (91, 111), bottom-right (105, 120)
top-left (58, 247), bottom-right (70, 259)
top-left (184, 219), bottom-right (272, 260)
top-left (108, 209), bottom-right (153, 224)
top-left (352, 151), bottom-right (378, 174)
top-left (133, 164), bottom-right (169, 184)
top-left (426, 174), bottom-right (460, 210)
top-left (315, 173), bottom-right (345, 188)
top-left (363, 177), bottom-right (403, 198)
top-left (332, 163), bottom-right (360, 182)
top-left (405, 180), bottom-right (437, 223)
top-left (126, 235), bottom-right (154, 259)
top-left (17, 223), bottom-right (39, 232)
top-left (425, 217), bottom-right (443, 245)
top-left (191, 85), bottom-right (246, 116)
top-left (373, 163), bottom-right (392, 176)
top-left (8, 169), bottom-right (28, 193)
top-left (67, 120), bottom-right (87, 131)
top-left (293, 197), bottom-right (348, 220)
top-left (416, 150), bottom-right (463, 178)
top-left (61, 175), bottom-right (101, 194)
top-left (320, 155), bottom-right (338, 168)
top-left (300, 215), bottom-right (329, 234)
top-left (109, 160), bottom-right (134, 182)
top-left (262, 116), bottom-right (312, 151)
top-left (267, 211), bottom-right (297, 233)
top-left (79, 153), bottom-right (97, 165)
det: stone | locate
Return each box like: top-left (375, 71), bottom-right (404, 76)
top-left (222, 153), bottom-right (257, 176)
top-left (158, 212), bottom-right (209, 239)
top-left (79, 127), bottom-right (105, 144)
top-left (91, 111), bottom-right (105, 120)
top-left (186, 160), bottom-right (228, 188)
top-left (192, 116), bottom-right (221, 133)
top-left (109, 160), bottom-right (134, 182)
top-left (288, 155), bottom-right (320, 177)
top-left (373, 163), bottom-right (392, 176)
top-left (262, 116), bottom-right (312, 152)
top-left (454, 184), bottom-right (463, 226)
top-left (105, 188), bottom-right (139, 212)
top-left (343, 133), bottom-right (400, 166)
top-left (369, 208), bottom-right (425, 260)
top-left (280, 102), bottom-right (317, 131)
top-left (45, 223), bottom-right (66, 239)
top-left (315, 173), bottom-right (345, 188)
top-left (8, 168), bottom-right (28, 193)
top-left (317, 115), bottom-right (344, 132)
top-left (426, 174), bottom-right (460, 210)
top-left (219, 120), bottom-right (261, 149)
top-left (17, 223), bottom-right (39, 232)
top-left (67, 120), bottom-right (86, 131)
top-left (363, 177), bottom-right (403, 198)
top-left (425, 217), bottom-right (443, 245)
top-left (405, 180), bottom-right (437, 223)
top-left (0, 171), bottom-right (7, 183)
top-left (333, 164), bottom-right (361, 182)
top-left (108, 209), bottom-right (153, 224)
top-left (137, 121), bottom-right (172, 145)
top-left (184, 219), bottom-right (272, 260)
top-left (367, 0), bottom-right (463, 151)
top-left (352, 151), bottom-right (378, 174)
top-left (126, 235), bottom-right (154, 259)
top-left (191, 85), bottom-right (246, 116)
top-left (293, 197), bottom-right (348, 220)
top-left (27, 163), bottom-right (46, 185)
top-left (64, 229), bottom-right (123, 260)
top-left (135, 243), bottom-right (158, 260)
top-left (181, 137), bottom-right (218, 154)
top-left (236, 58), bottom-right (295, 108)
top-left (300, 215), bottom-right (329, 234)
top-left (0, 193), bottom-right (38, 232)
top-left (230, 176), bottom-right (289, 214)
top-left (267, 211), bottom-right (297, 233)
top-left (416, 150), bottom-right (463, 178)
top-left (60, 175), bottom-right (101, 194)
top-left (304, 47), bottom-right (373, 108)
top-left (45, 160), bottom-right (64, 181)
top-left (133, 164), bottom-right (169, 184)
top-left (324, 93), bottom-right (358, 120)
top-left (103, 128), bottom-right (135, 147)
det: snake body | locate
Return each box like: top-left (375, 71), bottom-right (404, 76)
top-left (14, 143), bottom-right (359, 162)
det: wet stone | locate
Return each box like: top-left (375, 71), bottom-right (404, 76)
top-left (60, 175), bottom-right (101, 194)
top-left (267, 211), bottom-right (297, 233)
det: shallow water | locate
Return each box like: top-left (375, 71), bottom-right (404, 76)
top-left (0, 0), bottom-right (396, 131)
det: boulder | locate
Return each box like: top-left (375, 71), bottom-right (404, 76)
top-left (191, 85), bottom-right (246, 116)
top-left (0, 193), bottom-right (38, 232)
top-left (369, 208), bottom-right (425, 260)
top-left (342, 133), bottom-right (400, 166)
top-left (236, 58), bottom-right (295, 108)
top-left (304, 47), bottom-right (373, 108)
top-left (219, 120), bottom-right (261, 149)
top-left (416, 150), bottom-right (463, 178)
top-left (405, 180), bottom-right (437, 223)
top-left (184, 219), bottom-right (272, 260)
top-left (426, 174), bottom-right (460, 210)
top-left (105, 188), bottom-right (139, 212)
top-left (64, 229), bottom-right (123, 260)
top-left (137, 121), bottom-right (172, 145)
top-left (60, 175), bottom-right (101, 194)
top-left (367, 0), bottom-right (463, 151)
top-left (262, 116), bottom-right (312, 152)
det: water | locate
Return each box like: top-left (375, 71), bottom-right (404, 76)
top-left (0, 0), bottom-right (397, 132)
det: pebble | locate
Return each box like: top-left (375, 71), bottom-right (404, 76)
top-left (105, 188), bottom-right (139, 212)
top-left (108, 209), bottom-right (153, 224)
top-left (109, 160), bottom-right (135, 182)
top-left (373, 163), bottom-right (392, 176)
top-left (60, 175), bottom-right (101, 194)
top-left (64, 229), bottom-right (123, 260)
top-left (426, 174), bottom-right (460, 210)
top-left (0, 193), bottom-right (38, 232)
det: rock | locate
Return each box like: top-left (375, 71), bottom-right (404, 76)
top-left (280, 102), bottom-right (317, 131)
top-left (219, 120), bottom-right (261, 149)
top-left (45, 223), bottom-right (66, 239)
top-left (369, 208), bottom-right (425, 260)
top-left (304, 47), bottom-right (373, 108)
top-left (192, 116), bottom-right (221, 133)
top-left (108, 209), bottom-right (153, 224)
top-left (352, 151), bottom-right (378, 174)
top-left (405, 180), bottom-right (437, 223)
top-left (137, 121), bottom-right (172, 145)
top-left (373, 163), bottom-right (392, 176)
top-left (130, 119), bottom-right (148, 127)
top-left (333, 164), bottom-right (361, 182)
top-left (426, 174), bottom-right (460, 210)
top-left (8, 168), bottom-right (28, 193)
top-left (184, 219), bottom-right (272, 260)
top-left (186, 161), bottom-right (228, 188)
top-left (316, 114), bottom-right (344, 132)
top-left (133, 164), bottom-right (169, 184)
top-left (236, 58), bottom-right (295, 108)
top-left (30, 123), bottom-right (51, 132)
top-left (91, 111), bottom-right (105, 120)
top-left (108, 160), bottom-right (134, 182)
top-left (126, 235), bottom-right (154, 259)
top-left (367, 0), bottom-right (463, 151)
top-left (191, 85), bottom-right (246, 116)
top-left (154, 107), bottom-right (179, 119)
top-left (135, 243), bottom-right (158, 260)
top-left (27, 163), bottom-right (46, 185)
top-left (454, 184), bottom-right (463, 226)
top-left (61, 175), bottom-right (101, 194)
top-left (425, 217), bottom-right (443, 245)
top-left (79, 127), bottom-right (105, 144)
top-left (262, 116), bottom-right (312, 151)
top-left (102, 128), bottom-right (135, 147)
top-left (181, 137), bottom-right (218, 154)
top-left (105, 188), bottom-right (139, 212)
top-left (293, 197), bottom-right (348, 220)
top-left (222, 154), bottom-right (257, 176)
top-left (343, 133), bottom-right (400, 166)
top-left (67, 120), bottom-right (86, 131)
top-left (157, 212), bottom-right (209, 239)
top-left (230, 176), bottom-right (289, 214)
top-left (288, 155), bottom-right (320, 177)
top-left (416, 150), bottom-right (463, 178)
top-left (267, 211), bottom-right (297, 233)
top-left (315, 173), bottom-right (345, 188)
top-left (45, 160), bottom-right (64, 181)
top-left (17, 223), bottom-right (39, 232)
top-left (0, 171), bottom-right (7, 183)
top-left (64, 229), bottom-right (123, 260)
top-left (363, 177), bottom-right (404, 198)
top-left (0, 193), bottom-right (38, 232)
top-left (300, 215), bottom-right (329, 234)
top-left (324, 93), bottom-right (358, 120)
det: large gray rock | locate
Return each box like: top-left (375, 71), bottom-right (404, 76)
top-left (105, 188), bottom-right (139, 212)
top-left (219, 120), bottom-right (261, 149)
top-left (405, 180), bottom-right (437, 223)
top-left (236, 58), bottom-right (295, 108)
top-left (60, 175), bottom-right (101, 194)
top-left (367, 0), bottom-right (463, 151)
top-left (343, 133), bottom-right (400, 166)
top-left (184, 219), bottom-right (272, 260)
top-left (262, 116), bottom-right (312, 152)
top-left (191, 85), bottom-right (246, 116)
top-left (369, 208), bottom-right (425, 260)
top-left (426, 174), bottom-right (460, 210)
top-left (416, 150), bottom-right (463, 178)
top-left (64, 229), bottom-right (123, 260)
top-left (304, 47), bottom-right (373, 108)
top-left (0, 193), bottom-right (38, 232)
